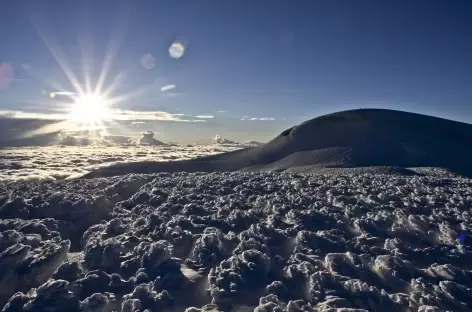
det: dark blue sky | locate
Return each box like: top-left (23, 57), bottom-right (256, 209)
top-left (0, 1), bottom-right (471, 142)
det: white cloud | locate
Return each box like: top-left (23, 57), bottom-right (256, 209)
top-left (0, 110), bottom-right (65, 120)
top-left (112, 110), bottom-right (185, 121)
top-left (53, 91), bottom-right (76, 95)
top-left (217, 110), bottom-right (228, 113)
top-left (161, 84), bottom-right (176, 92)
top-left (179, 119), bottom-right (207, 123)
top-left (0, 109), bottom-right (210, 123)
top-left (195, 115), bottom-right (215, 119)
top-left (241, 116), bottom-right (276, 121)
top-left (112, 110), bottom-right (208, 122)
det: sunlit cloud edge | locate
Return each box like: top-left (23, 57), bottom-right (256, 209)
top-left (0, 109), bottom-right (210, 123)
top-left (195, 115), bottom-right (215, 119)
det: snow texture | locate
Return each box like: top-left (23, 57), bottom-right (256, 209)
top-left (1, 108), bottom-right (472, 311)
top-left (0, 172), bottom-right (471, 311)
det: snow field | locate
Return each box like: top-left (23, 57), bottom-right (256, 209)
top-left (0, 172), bottom-right (471, 311)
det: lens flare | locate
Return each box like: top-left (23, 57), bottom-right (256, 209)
top-left (0, 63), bottom-right (14, 89)
top-left (169, 42), bottom-right (185, 59)
top-left (141, 53), bottom-right (156, 69)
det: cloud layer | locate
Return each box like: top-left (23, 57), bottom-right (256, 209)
top-left (0, 109), bottom-right (213, 123)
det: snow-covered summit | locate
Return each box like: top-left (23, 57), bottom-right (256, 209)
top-left (84, 108), bottom-right (472, 178)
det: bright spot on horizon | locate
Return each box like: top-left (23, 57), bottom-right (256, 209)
top-left (68, 94), bottom-right (111, 125)
top-left (169, 42), bottom-right (185, 59)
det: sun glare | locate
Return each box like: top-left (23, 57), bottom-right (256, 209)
top-left (69, 94), bottom-right (111, 124)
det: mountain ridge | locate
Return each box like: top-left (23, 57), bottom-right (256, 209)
top-left (82, 108), bottom-right (472, 178)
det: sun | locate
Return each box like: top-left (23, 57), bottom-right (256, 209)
top-left (68, 94), bottom-right (111, 124)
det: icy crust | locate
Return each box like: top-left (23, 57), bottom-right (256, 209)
top-left (0, 173), bottom-right (472, 311)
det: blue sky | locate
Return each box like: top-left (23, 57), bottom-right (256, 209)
top-left (0, 1), bottom-right (472, 143)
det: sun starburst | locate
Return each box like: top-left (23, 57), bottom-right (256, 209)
top-left (68, 93), bottom-right (112, 125)
top-left (25, 7), bottom-right (179, 134)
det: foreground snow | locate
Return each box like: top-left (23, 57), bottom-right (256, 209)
top-left (0, 172), bottom-right (471, 311)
